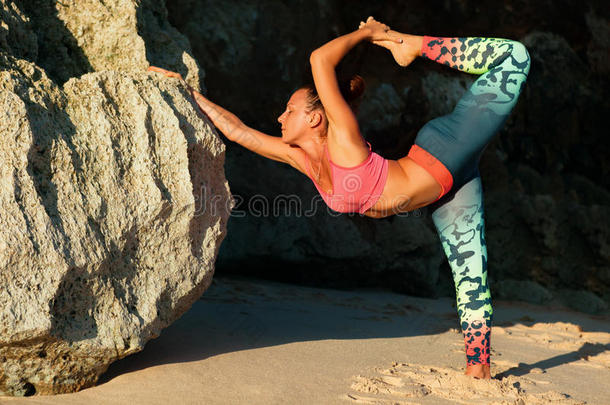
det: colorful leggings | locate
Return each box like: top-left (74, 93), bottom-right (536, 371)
top-left (416, 37), bottom-right (531, 365)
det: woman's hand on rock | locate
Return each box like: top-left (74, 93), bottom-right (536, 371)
top-left (148, 66), bottom-right (199, 100)
top-left (147, 66), bottom-right (183, 80)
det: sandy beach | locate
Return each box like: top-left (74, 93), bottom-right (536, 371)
top-left (2, 274), bottom-right (609, 405)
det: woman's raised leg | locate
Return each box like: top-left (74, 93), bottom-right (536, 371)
top-left (415, 36), bottom-right (531, 186)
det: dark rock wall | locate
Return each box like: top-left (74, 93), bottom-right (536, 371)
top-left (168, 1), bottom-right (609, 311)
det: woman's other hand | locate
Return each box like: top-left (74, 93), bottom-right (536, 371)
top-left (147, 66), bottom-right (184, 80)
top-left (358, 16), bottom-right (402, 44)
top-left (148, 66), bottom-right (196, 94)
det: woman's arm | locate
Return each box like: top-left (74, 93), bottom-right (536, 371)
top-left (309, 30), bottom-right (368, 147)
top-left (312, 17), bottom-right (402, 67)
top-left (309, 20), bottom-right (402, 147)
top-left (186, 85), bottom-right (248, 143)
top-left (310, 27), bottom-right (371, 68)
top-left (188, 85), bottom-right (305, 166)
top-left (147, 66), bottom-right (303, 168)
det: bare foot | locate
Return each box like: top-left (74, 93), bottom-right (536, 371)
top-left (359, 20), bottom-right (421, 67)
top-left (464, 363), bottom-right (492, 379)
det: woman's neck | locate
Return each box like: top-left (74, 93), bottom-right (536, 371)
top-left (299, 138), bottom-right (326, 165)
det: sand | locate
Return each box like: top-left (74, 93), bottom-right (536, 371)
top-left (2, 274), bottom-right (609, 405)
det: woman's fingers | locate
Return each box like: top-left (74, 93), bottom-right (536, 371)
top-left (366, 16), bottom-right (387, 28)
top-left (149, 66), bottom-right (171, 75)
top-left (359, 17), bottom-right (391, 33)
top-left (388, 33), bottom-right (403, 43)
top-left (359, 16), bottom-right (401, 43)
top-left (147, 66), bottom-right (183, 79)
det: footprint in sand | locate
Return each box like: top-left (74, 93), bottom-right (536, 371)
top-left (343, 362), bottom-right (586, 404)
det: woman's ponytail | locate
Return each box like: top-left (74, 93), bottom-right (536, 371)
top-left (338, 74), bottom-right (366, 112)
top-left (301, 74), bottom-right (366, 114)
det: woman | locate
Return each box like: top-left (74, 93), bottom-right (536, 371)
top-left (149, 16), bottom-right (530, 379)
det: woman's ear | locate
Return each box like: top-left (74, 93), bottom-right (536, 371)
top-left (308, 110), bottom-right (324, 128)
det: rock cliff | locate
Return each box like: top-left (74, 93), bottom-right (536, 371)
top-left (1, 0), bottom-right (231, 396)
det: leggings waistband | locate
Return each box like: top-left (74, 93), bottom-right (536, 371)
top-left (407, 144), bottom-right (454, 202)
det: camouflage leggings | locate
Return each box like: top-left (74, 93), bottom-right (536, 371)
top-left (417, 37), bottom-right (531, 365)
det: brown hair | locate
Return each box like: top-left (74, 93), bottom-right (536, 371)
top-left (300, 74), bottom-right (366, 117)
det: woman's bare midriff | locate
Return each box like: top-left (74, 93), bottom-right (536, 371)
top-left (363, 156), bottom-right (442, 218)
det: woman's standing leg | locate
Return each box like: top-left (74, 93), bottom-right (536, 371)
top-left (430, 172), bottom-right (492, 374)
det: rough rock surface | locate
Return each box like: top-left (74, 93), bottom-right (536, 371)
top-left (0, 0), bottom-right (230, 397)
top-left (167, 1), bottom-right (610, 309)
top-left (8, 0), bottom-right (201, 90)
top-left (0, 0), bottom-right (37, 61)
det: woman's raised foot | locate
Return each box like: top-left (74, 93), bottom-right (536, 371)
top-left (359, 21), bottom-right (421, 67)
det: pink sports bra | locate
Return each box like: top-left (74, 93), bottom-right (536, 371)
top-left (304, 142), bottom-right (389, 214)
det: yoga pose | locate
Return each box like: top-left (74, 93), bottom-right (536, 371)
top-left (149, 16), bottom-right (530, 379)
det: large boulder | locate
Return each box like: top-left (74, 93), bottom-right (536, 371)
top-left (0, 54), bottom-right (231, 396)
top-left (0, 0), bottom-right (231, 396)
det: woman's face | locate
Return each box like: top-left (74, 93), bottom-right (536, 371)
top-left (277, 89), bottom-right (315, 144)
